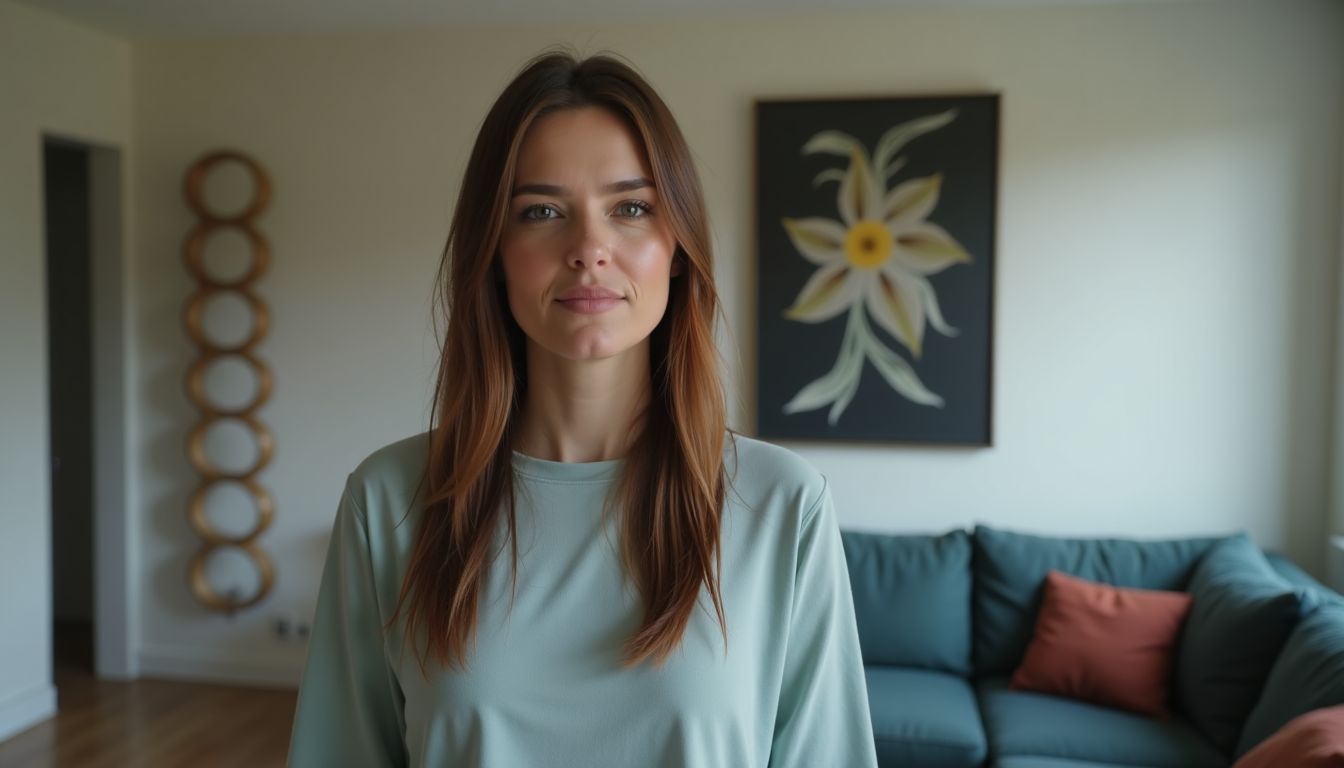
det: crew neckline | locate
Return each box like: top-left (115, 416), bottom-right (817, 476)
top-left (510, 450), bottom-right (624, 484)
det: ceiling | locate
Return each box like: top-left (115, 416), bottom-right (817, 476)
top-left (18, 0), bottom-right (1217, 40)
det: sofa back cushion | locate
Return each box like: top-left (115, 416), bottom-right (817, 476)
top-left (842, 529), bottom-right (972, 674)
top-left (1235, 601), bottom-right (1344, 757)
top-left (971, 525), bottom-right (1217, 677)
top-left (1176, 533), bottom-right (1317, 755)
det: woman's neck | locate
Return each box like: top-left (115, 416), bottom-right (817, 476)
top-left (514, 340), bottom-right (651, 463)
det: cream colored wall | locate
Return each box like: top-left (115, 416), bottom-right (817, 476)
top-left (0, 0), bottom-right (134, 739)
top-left (127, 0), bottom-right (1344, 684)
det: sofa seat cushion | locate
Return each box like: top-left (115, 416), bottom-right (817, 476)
top-left (867, 666), bottom-right (988, 768)
top-left (995, 758), bottom-right (1160, 768)
top-left (978, 678), bottom-right (1225, 768)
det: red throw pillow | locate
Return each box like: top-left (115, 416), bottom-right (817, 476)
top-left (1233, 706), bottom-right (1344, 768)
top-left (1010, 570), bottom-right (1193, 718)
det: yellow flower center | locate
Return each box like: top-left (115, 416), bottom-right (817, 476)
top-left (844, 220), bottom-right (893, 270)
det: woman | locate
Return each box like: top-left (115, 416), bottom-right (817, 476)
top-left (287, 50), bottom-right (877, 768)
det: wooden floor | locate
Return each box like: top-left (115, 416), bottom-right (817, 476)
top-left (0, 624), bottom-right (297, 767)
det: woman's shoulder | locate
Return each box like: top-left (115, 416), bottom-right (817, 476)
top-left (724, 433), bottom-right (828, 512)
top-left (343, 430), bottom-right (432, 515)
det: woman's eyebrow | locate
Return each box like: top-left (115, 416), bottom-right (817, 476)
top-left (511, 177), bottom-right (655, 197)
top-left (602, 177), bottom-right (655, 194)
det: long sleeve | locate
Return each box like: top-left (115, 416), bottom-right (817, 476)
top-left (287, 478), bottom-right (408, 768)
top-left (769, 480), bottom-right (879, 768)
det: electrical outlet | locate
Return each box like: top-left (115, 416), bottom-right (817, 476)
top-left (273, 614), bottom-right (294, 641)
top-left (272, 611), bottom-right (312, 644)
top-left (271, 613), bottom-right (298, 642)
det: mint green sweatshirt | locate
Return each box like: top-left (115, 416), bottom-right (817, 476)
top-left (287, 432), bottom-right (877, 768)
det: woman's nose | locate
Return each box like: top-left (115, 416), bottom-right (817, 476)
top-left (568, 213), bottom-right (610, 270)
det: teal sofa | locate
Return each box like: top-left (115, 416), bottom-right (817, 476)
top-left (840, 525), bottom-right (1344, 768)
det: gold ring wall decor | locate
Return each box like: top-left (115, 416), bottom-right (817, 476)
top-left (182, 150), bottom-right (276, 613)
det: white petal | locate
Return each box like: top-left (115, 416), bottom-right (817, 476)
top-left (882, 156), bottom-right (908, 183)
top-left (865, 270), bottom-right (926, 357)
top-left (802, 130), bottom-right (864, 159)
top-left (872, 110), bottom-right (958, 182)
top-left (781, 217), bottom-right (846, 266)
top-left (812, 168), bottom-right (847, 188)
top-left (838, 147), bottom-right (883, 226)
top-left (784, 263), bottom-right (862, 324)
top-left (866, 339), bottom-right (945, 408)
top-left (889, 221), bottom-right (972, 275)
top-left (827, 355), bottom-right (864, 426)
top-left (783, 335), bottom-right (862, 417)
top-left (914, 275), bottom-right (960, 338)
top-left (882, 173), bottom-right (942, 226)
top-left (783, 368), bottom-right (849, 416)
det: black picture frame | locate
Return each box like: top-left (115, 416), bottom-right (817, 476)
top-left (753, 93), bottom-right (999, 446)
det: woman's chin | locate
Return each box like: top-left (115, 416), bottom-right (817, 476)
top-left (536, 331), bottom-right (644, 364)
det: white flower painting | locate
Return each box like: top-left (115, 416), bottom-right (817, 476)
top-left (779, 110), bottom-right (975, 426)
top-left (758, 96), bottom-right (999, 443)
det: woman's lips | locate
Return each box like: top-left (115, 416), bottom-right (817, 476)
top-left (557, 297), bottom-right (623, 314)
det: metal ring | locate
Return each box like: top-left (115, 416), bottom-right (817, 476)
top-left (187, 542), bottom-right (275, 613)
top-left (183, 151), bottom-right (272, 223)
top-left (187, 477), bottom-right (275, 546)
top-left (183, 287), bottom-right (271, 354)
top-left (183, 222), bottom-right (271, 289)
top-left (186, 413), bottom-right (275, 481)
top-left (185, 350), bottom-right (273, 417)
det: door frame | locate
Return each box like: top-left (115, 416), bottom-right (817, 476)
top-left (49, 134), bottom-right (137, 679)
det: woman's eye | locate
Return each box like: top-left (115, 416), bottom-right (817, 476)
top-left (616, 200), bottom-right (652, 218)
top-left (522, 204), bottom-right (559, 220)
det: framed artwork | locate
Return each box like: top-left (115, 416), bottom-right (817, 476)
top-left (754, 93), bottom-right (999, 446)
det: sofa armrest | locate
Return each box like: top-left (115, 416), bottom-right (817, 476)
top-left (1263, 551), bottom-right (1344, 605)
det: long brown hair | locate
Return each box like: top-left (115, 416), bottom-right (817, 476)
top-left (389, 49), bottom-right (728, 674)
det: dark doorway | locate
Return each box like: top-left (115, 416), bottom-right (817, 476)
top-left (44, 138), bottom-right (96, 674)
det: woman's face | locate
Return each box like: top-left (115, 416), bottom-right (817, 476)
top-left (499, 106), bottom-right (679, 364)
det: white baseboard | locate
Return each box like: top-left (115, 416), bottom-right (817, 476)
top-left (137, 645), bottom-right (304, 689)
top-left (0, 684), bottom-right (57, 744)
